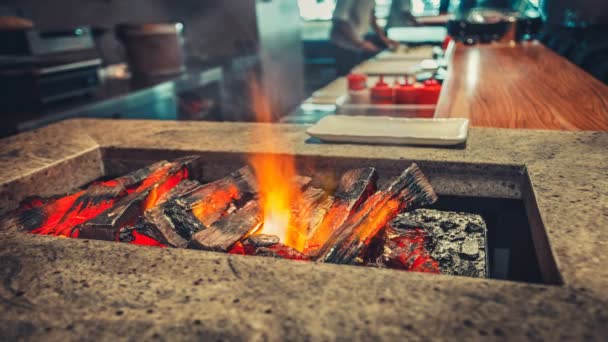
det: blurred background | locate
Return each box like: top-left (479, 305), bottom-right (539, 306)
top-left (0, 0), bottom-right (605, 137)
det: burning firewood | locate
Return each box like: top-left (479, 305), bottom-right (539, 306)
top-left (383, 227), bottom-right (440, 273)
top-left (243, 234), bottom-right (280, 247)
top-left (135, 166), bottom-right (258, 247)
top-left (118, 180), bottom-right (201, 246)
top-left (189, 200), bottom-right (262, 252)
top-left (315, 164), bottom-right (437, 264)
top-left (73, 157), bottom-right (199, 240)
top-left (305, 167), bottom-right (378, 256)
top-left (286, 186), bottom-right (330, 251)
top-left (254, 244), bottom-right (310, 260)
top-left (362, 223), bottom-right (440, 273)
top-left (6, 158), bottom-right (197, 237)
top-left (230, 234), bottom-right (309, 260)
top-left (75, 189), bottom-right (151, 241)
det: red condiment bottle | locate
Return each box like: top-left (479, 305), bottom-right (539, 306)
top-left (371, 76), bottom-right (394, 105)
top-left (347, 73), bottom-right (369, 104)
top-left (395, 76), bottom-right (418, 104)
top-left (347, 73), bottom-right (367, 91)
top-left (417, 78), bottom-right (442, 105)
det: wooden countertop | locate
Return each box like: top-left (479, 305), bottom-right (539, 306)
top-left (435, 41), bottom-right (608, 131)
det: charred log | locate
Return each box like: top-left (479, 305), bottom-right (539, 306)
top-left (126, 180), bottom-right (205, 248)
top-left (189, 201), bottom-right (262, 252)
top-left (243, 234), bottom-right (280, 248)
top-left (363, 225), bottom-right (440, 273)
top-left (72, 159), bottom-right (196, 240)
top-left (75, 189), bottom-right (151, 241)
top-left (316, 164), bottom-right (437, 264)
top-left (6, 158), bottom-right (198, 237)
top-left (287, 186), bottom-right (328, 250)
top-left (305, 167), bottom-right (378, 255)
top-left (230, 237), bottom-right (309, 260)
top-left (254, 244), bottom-right (310, 260)
top-left (135, 167), bottom-right (258, 247)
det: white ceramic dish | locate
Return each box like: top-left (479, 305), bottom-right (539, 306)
top-left (335, 95), bottom-right (436, 118)
top-left (306, 115), bottom-right (469, 146)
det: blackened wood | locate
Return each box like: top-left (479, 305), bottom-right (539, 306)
top-left (316, 163), bottom-right (437, 264)
top-left (176, 166), bottom-right (257, 226)
top-left (254, 243), bottom-right (310, 260)
top-left (5, 162), bottom-right (174, 236)
top-left (243, 234), bottom-right (280, 248)
top-left (76, 189), bottom-right (151, 241)
top-left (380, 226), bottom-right (439, 273)
top-left (189, 201), bottom-right (262, 252)
top-left (74, 159), bottom-right (199, 241)
top-left (305, 167), bottom-right (378, 255)
top-left (229, 240), bottom-right (309, 260)
top-left (155, 179), bottom-right (201, 205)
top-left (124, 180), bottom-right (201, 247)
top-left (138, 167), bottom-right (258, 247)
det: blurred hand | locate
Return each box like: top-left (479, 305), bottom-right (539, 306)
top-left (360, 41), bottom-right (380, 52)
top-left (385, 38), bottom-right (400, 50)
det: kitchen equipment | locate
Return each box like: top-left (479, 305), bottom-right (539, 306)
top-left (0, 27), bottom-right (95, 55)
top-left (306, 116), bottom-right (469, 146)
top-left (116, 22), bottom-right (185, 77)
top-left (0, 56), bottom-right (101, 110)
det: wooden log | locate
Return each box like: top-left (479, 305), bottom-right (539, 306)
top-left (118, 180), bottom-right (201, 246)
top-left (230, 236), bottom-right (309, 260)
top-left (189, 200), bottom-right (262, 252)
top-left (286, 186), bottom-right (328, 250)
top-left (243, 234), bottom-right (280, 248)
top-left (254, 244), bottom-right (310, 260)
top-left (305, 167), bottom-right (378, 255)
top-left (316, 164), bottom-right (438, 264)
top-left (75, 189), bottom-right (152, 241)
top-left (73, 158), bottom-right (199, 240)
top-left (136, 166), bottom-right (258, 247)
top-left (5, 158), bottom-right (195, 237)
top-left (177, 166), bottom-right (257, 226)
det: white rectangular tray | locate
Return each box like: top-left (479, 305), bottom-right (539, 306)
top-left (336, 95), bottom-right (436, 118)
top-left (306, 115), bottom-right (469, 146)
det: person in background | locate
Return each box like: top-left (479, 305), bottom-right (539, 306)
top-left (330, 0), bottom-right (399, 76)
top-left (387, 0), bottom-right (419, 28)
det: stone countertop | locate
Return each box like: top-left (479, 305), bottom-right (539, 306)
top-left (1, 119), bottom-right (607, 340)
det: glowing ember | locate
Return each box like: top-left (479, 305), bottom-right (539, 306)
top-left (7, 154), bottom-right (455, 276)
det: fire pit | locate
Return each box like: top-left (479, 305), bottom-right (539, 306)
top-left (1, 119), bottom-right (607, 340)
top-left (5, 156), bottom-right (487, 278)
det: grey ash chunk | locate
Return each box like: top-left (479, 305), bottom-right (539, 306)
top-left (460, 238), bottom-right (480, 259)
top-left (392, 209), bottom-right (487, 278)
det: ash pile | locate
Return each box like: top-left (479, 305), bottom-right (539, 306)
top-left (391, 209), bottom-right (487, 278)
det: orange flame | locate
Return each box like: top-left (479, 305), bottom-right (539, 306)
top-left (248, 77), bottom-right (304, 250)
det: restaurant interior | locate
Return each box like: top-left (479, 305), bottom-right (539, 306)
top-left (0, 0), bottom-right (607, 340)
